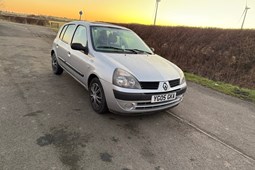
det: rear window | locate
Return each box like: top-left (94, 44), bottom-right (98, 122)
top-left (62, 24), bottom-right (76, 44)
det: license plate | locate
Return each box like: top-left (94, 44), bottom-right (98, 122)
top-left (151, 93), bottom-right (176, 103)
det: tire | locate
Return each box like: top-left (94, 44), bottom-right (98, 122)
top-left (51, 53), bottom-right (63, 75)
top-left (89, 78), bottom-right (108, 114)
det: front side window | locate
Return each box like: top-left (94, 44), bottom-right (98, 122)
top-left (62, 24), bottom-right (76, 44)
top-left (72, 26), bottom-right (87, 47)
top-left (91, 26), bottom-right (152, 54)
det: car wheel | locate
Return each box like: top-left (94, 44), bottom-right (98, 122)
top-left (52, 53), bottom-right (63, 75)
top-left (89, 78), bottom-right (108, 114)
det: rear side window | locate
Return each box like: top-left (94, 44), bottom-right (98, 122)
top-left (59, 25), bottom-right (67, 39)
top-left (62, 25), bottom-right (76, 44)
top-left (72, 26), bottom-right (87, 47)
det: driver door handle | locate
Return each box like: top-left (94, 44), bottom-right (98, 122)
top-left (67, 52), bottom-right (71, 57)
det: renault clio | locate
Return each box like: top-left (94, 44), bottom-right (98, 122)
top-left (51, 21), bottom-right (187, 114)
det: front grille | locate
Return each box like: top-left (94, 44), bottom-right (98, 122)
top-left (113, 88), bottom-right (186, 101)
top-left (135, 97), bottom-right (182, 110)
top-left (169, 79), bottom-right (180, 87)
top-left (140, 82), bottom-right (159, 89)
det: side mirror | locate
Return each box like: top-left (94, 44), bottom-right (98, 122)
top-left (71, 43), bottom-right (89, 55)
top-left (150, 47), bottom-right (155, 53)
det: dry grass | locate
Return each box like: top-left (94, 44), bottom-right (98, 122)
top-left (185, 73), bottom-right (255, 102)
top-left (0, 11), bottom-right (71, 26)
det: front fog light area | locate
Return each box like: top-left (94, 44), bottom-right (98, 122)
top-left (117, 100), bottom-right (136, 111)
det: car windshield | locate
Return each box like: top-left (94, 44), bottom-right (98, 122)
top-left (90, 26), bottom-right (153, 54)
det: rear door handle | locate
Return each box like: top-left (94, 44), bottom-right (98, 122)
top-left (56, 44), bottom-right (59, 48)
top-left (67, 52), bottom-right (71, 57)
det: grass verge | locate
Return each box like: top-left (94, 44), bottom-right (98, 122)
top-left (185, 72), bottom-right (255, 103)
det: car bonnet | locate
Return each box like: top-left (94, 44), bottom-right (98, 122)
top-left (102, 53), bottom-right (181, 82)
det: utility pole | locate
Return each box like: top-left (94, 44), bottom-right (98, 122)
top-left (154, 0), bottom-right (161, 25)
top-left (79, 10), bottom-right (83, 20)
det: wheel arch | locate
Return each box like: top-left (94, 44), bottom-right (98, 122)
top-left (88, 73), bottom-right (109, 114)
top-left (88, 74), bottom-right (99, 87)
top-left (51, 49), bottom-right (55, 56)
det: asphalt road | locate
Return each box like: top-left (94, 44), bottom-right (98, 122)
top-left (0, 20), bottom-right (255, 170)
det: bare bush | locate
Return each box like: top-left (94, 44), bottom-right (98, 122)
top-left (119, 24), bottom-right (255, 89)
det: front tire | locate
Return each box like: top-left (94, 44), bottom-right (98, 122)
top-left (51, 53), bottom-right (63, 75)
top-left (89, 78), bottom-right (108, 114)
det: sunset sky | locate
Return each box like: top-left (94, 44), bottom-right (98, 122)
top-left (1, 0), bottom-right (255, 29)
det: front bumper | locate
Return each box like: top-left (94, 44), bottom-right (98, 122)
top-left (100, 79), bottom-right (187, 114)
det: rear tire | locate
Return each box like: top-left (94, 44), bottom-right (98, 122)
top-left (89, 78), bottom-right (108, 114)
top-left (51, 53), bottom-right (63, 75)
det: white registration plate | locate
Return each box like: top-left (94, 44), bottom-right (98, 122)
top-left (151, 93), bottom-right (176, 103)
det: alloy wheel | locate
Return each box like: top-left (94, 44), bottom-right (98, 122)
top-left (90, 82), bottom-right (103, 110)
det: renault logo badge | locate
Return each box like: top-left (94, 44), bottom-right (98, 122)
top-left (163, 82), bottom-right (168, 91)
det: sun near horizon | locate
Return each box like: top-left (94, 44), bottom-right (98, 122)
top-left (1, 0), bottom-right (255, 29)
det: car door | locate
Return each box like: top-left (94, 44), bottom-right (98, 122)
top-left (69, 25), bottom-right (92, 85)
top-left (55, 24), bottom-right (76, 73)
top-left (54, 25), bottom-right (67, 65)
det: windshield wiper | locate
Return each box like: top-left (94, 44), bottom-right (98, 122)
top-left (97, 46), bottom-right (138, 54)
top-left (125, 48), bottom-right (152, 54)
top-left (97, 46), bottom-right (124, 51)
top-left (96, 46), bottom-right (151, 54)
top-left (124, 49), bottom-right (138, 54)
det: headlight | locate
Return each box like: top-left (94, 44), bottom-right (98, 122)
top-left (180, 71), bottom-right (186, 84)
top-left (181, 76), bottom-right (186, 84)
top-left (113, 68), bottom-right (141, 89)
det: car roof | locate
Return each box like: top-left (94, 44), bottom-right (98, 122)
top-left (65, 21), bottom-right (130, 30)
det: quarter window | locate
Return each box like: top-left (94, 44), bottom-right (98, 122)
top-left (72, 26), bottom-right (87, 47)
top-left (59, 25), bottom-right (67, 39)
top-left (62, 24), bottom-right (76, 44)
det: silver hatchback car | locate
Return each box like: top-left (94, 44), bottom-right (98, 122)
top-left (51, 21), bottom-right (187, 114)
